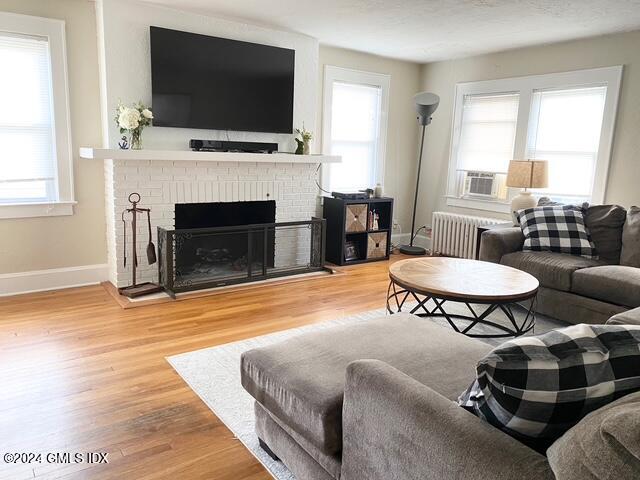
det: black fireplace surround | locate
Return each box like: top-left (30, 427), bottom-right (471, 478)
top-left (158, 201), bottom-right (327, 296)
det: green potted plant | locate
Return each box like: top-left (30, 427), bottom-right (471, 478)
top-left (295, 124), bottom-right (312, 155)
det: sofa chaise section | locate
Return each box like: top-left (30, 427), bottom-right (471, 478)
top-left (341, 359), bottom-right (555, 480)
top-left (240, 313), bottom-right (492, 479)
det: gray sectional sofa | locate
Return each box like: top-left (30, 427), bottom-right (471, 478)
top-left (241, 311), bottom-right (640, 480)
top-left (238, 204), bottom-right (640, 479)
top-left (479, 205), bottom-right (640, 324)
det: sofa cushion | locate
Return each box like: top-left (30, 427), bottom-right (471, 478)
top-left (584, 204), bottom-right (627, 264)
top-left (501, 251), bottom-right (601, 291)
top-left (459, 324), bottom-right (640, 453)
top-left (547, 391), bottom-right (640, 480)
top-left (516, 205), bottom-right (597, 258)
top-left (572, 266), bottom-right (640, 308)
top-left (608, 307), bottom-right (640, 326)
top-left (240, 313), bottom-right (492, 456)
top-left (621, 206), bottom-right (640, 268)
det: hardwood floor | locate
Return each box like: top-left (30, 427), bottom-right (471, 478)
top-left (0, 257), bottom-right (400, 479)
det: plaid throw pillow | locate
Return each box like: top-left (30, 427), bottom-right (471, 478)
top-left (458, 324), bottom-right (640, 452)
top-left (516, 205), bottom-right (597, 258)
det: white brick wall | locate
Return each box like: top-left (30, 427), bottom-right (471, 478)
top-left (105, 160), bottom-right (320, 287)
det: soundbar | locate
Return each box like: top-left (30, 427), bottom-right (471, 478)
top-left (190, 139), bottom-right (278, 153)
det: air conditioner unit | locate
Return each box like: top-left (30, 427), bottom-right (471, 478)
top-left (463, 171), bottom-right (499, 198)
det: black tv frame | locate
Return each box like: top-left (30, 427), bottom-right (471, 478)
top-left (150, 26), bottom-right (295, 134)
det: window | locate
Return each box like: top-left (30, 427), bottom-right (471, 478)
top-left (447, 67), bottom-right (622, 213)
top-left (0, 13), bottom-right (74, 219)
top-left (322, 66), bottom-right (389, 193)
top-left (457, 93), bottom-right (519, 175)
top-left (527, 86), bottom-right (606, 202)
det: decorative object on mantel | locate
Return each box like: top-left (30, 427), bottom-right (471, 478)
top-left (118, 135), bottom-right (129, 150)
top-left (294, 124), bottom-right (312, 155)
top-left (115, 101), bottom-right (153, 150)
top-left (119, 192), bottom-right (162, 298)
top-left (506, 159), bottom-right (549, 224)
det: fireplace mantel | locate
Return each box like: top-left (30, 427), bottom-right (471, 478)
top-left (80, 147), bottom-right (340, 164)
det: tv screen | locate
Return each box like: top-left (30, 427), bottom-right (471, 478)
top-left (150, 27), bottom-right (294, 134)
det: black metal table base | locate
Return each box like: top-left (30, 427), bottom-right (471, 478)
top-left (386, 281), bottom-right (536, 338)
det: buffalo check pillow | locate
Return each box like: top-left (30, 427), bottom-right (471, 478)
top-left (458, 324), bottom-right (640, 453)
top-left (516, 205), bottom-right (597, 258)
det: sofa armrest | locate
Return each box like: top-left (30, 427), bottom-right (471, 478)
top-left (479, 227), bottom-right (525, 263)
top-left (341, 360), bottom-right (553, 480)
top-left (607, 307), bottom-right (640, 326)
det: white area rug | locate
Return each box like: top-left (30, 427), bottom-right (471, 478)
top-left (167, 306), bottom-right (565, 479)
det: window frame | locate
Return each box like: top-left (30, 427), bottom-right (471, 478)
top-left (446, 66), bottom-right (622, 214)
top-left (321, 65), bottom-right (390, 193)
top-left (0, 12), bottom-right (74, 219)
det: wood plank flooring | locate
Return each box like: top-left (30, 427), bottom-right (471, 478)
top-left (0, 257), bottom-right (400, 479)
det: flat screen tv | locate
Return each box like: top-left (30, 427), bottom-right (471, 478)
top-left (150, 26), bottom-right (295, 133)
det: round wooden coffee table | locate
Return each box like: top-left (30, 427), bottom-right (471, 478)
top-left (387, 257), bottom-right (539, 338)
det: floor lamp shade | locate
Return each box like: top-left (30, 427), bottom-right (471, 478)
top-left (414, 92), bottom-right (440, 126)
top-left (506, 160), bottom-right (549, 222)
top-left (399, 92), bottom-right (440, 255)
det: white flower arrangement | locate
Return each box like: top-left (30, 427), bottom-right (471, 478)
top-left (115, 101), bottom-right (153, 149)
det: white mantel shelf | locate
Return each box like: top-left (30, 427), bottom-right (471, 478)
top-left (79, 147), bottom-right (340, 164)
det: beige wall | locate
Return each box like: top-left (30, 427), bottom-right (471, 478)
top-left (0, 0), bottom-right (106, 274)
top-left (317, 46), bottom-right (422, 233)
top-left (417, 29), bottom-right (640, 229)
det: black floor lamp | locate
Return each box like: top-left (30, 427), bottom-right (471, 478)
top-left (399, 92), bottom-right (440, 255)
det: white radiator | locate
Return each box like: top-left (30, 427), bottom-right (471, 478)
top-left (431, 212), bottom-right (504, 259)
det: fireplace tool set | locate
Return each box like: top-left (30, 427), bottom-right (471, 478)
top-left (119, 192), bottom-right (163, 298)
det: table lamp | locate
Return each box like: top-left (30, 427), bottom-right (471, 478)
top-left (506, 160), bottom-right (548, 223)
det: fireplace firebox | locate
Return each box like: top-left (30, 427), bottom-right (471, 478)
top-left (157, 201), bottom-right (327, 296)
top-left (174, 201), bottom-right (276, 278)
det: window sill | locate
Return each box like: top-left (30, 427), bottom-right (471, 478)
top-left (445, 196), bottom-right (511, 215)
top-left (0, 201), bottom-right (76, 219)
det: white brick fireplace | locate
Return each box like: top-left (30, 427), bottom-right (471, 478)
top-left (88, 0), bottom-right (338, 289)
top-left (83, 149), bottom-right (339, 287)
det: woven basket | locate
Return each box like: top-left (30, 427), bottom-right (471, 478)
top-left (345, 204), bottom-right (367, 233)
top-left (367, 232), bottom-right (387, 259)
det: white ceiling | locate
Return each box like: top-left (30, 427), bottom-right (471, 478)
top-left (139, 0), bottom-right (640, 63)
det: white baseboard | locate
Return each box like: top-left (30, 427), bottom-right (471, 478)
top-left (0, 264), bottom-right (109, 297)
top-left (391, 233), bottom-right (431, 250)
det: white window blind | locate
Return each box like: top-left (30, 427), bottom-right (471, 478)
top-left (456, 93), bottom-right (519, 174)
top-left (527, 86), bottom-right (607, 199)
top-left (0, 32), bottom-right (57, 204)
top-left (328, 81), bottom-right (382, 192)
